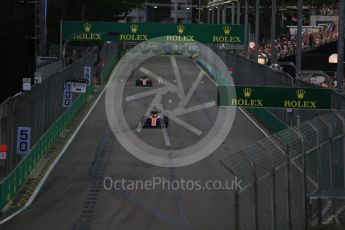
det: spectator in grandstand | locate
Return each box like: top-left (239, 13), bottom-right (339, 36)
top-left (248, 22), bottom-right (338, 63)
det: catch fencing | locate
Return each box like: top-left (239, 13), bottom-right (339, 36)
top-left (0, 47), bottom-right (98, 179)
top-left (199, 51), bottom-right (345, 229)
top-left (0, 42), bottom-right (118, 210)
top-left (221, 111), bottom-right (345, 230)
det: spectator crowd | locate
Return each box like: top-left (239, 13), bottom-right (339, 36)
top-left (248, 22), bottom-right (338, 62)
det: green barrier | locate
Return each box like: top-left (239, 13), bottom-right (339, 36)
top-left (198, 59), bottom-right (232, 86)
top-left (0, 57), bottom-right (118, 211)
top-left (102, 57), bottom-right (118, 82)
top-left (248, 108), bottom-right (288, 133)
top-left (198, 58), bottom-right (287, 133)
top-left (0, 84), bottom-right (92, 210)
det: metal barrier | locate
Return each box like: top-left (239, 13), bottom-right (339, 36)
top-left (35, 59), bottom-right (63, 82)
top-left (99, 42), bottom-right (119, 82)
top-left (198, 53), bottom-right (288, 133)
top-left (0, 43), bottom-right (118, 211)
top-left (0, 84), bottom-right (93, 210)
top-left (0, 47), bottom-right (98, 179)
top-left (221, 111), bottom-right (345, 230)
top-left (199, 54), bottom-right (345, 228)
top-left (101, 58), bottom-right (118, 82)
top-left (212, 47), bottom-right (345, 127)
top-left (248, 108), bottom-right (288, 133)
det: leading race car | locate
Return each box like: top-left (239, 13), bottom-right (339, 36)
top-left (136, 76), bottom-right (153, 87)
top-left (142, 108), bottom-right (169, 128)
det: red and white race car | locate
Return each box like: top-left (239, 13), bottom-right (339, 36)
top-left (142, 108), bottom-right (169, 128)
top-left (136, 77), bottom-right (153, 87)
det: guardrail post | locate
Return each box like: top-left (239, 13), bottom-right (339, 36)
top-left (259, 141), bottom-right (276, 229)
top-left (296, 115), bottom-right (301, 130)
top-left (319, 117), bottom-right (336, 223)
top-left (291, 127), bottom-right (307, 228)
top-left (306, 121), bottom-right (320, 188)
top-left (234, 190), bottom-right (240, 230)
top-left (334, 111), bottom-right (345, 188)
top-left (240, 151), bottom-right (257, 230)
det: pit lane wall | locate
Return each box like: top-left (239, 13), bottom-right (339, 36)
top-left (0, 45), bottom-right (118, 211)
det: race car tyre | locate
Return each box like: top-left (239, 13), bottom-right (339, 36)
top-left (135, 79), bottom-right (140, 86)
top-left (163, 116), bottom-right (169, 128)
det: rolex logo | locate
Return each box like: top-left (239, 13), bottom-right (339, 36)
top-left (243, 87), bottom-right (252, 98)
top-left (223, 26), bottom-right (231, 35)
top-left (177, 25), bottom-right (185, 34)
top-left (130, 24), bottom-right (138, 34)
top-left (83, 23), bottom-right (92, 33)
top-left (296, 89), bottom-right (306, 100)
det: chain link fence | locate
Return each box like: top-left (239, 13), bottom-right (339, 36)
top-left (0, 46), bottom-right (100, 179)
top-left (221, 111), bottom-right (345, 230)
top-left (198, 50), bottom-right (345, 228)
top-left (198, 46), bottom-right (345, 229)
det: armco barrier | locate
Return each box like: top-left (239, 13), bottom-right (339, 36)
top-left (0, 58), bottom-right (117, 211)
top-left (102, 57), bottom-right (118, 82)
top-left (248, 108), bottom-right (288, 133)
top-left (198, 59), bottom-right (231, 85)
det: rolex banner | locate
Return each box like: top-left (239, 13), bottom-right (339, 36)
top-left (218, 86), bottom-right (332, 110)
top-left (62, 21), bottom-right (244, 44)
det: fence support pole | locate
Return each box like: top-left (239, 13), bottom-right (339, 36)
top-left (207, 8), bottom-right (210, 24)
top-left (296, 115), bottom-right (301, 130)
top-left (259, 142), bottom-right (276, 229)
top-left (291, 127), bottom-right (307, 228)
top-left (236, 1), bottom-right (240, 24)
top-left (59, 20), bottom-right (63, 59)
top-left (270, 0), bottom-right (276, 63)
top-left (222, 6), bottom-right (226, 24)
top-left (320, 117), bottom-right (336, 222)
top-left (240, 151), bottom-right (258, 230)
top-left (244, 0), bottom-right (249, 56)
top-left (334, 111), bottom-right (345, 188)
top-left (231, 1), bottom-right (235, 24)
top-left (296, 0), bottom-right (303, 75)
top-left (254, 0), bottom-right (260, 63)
top-left (234, 191), bottom-right (240, 229)
top-left (337, 0), bottom-right (344, 87)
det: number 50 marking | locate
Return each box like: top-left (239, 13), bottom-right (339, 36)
top-left (17, 127), bottom-right (31, 155)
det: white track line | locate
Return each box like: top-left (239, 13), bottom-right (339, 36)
top-left (157, 104), bottom-right (171, 146)
top-left (161, 125), bottom-right (171, 146)
top-left (194, 60), bottom-right (219, 86)
top-left (0, 62), bottom-right (120, 226)
top-left (139, 67), bottom-right (178, 92)
top-left (167, 115), bottom-right (202, 136)
top-left (238, 107), bottom-right (270, 138)
top-left (179, 70), bottom-right (204, 108)
top-left (171, 101), bottom-right (216, 116)
top-left (170, 56), bottom-right (185, 98)
top-left (126, 87), bottom-right (168, 102)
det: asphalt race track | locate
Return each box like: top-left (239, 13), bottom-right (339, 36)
top-left (2, 56), bottom-right (266, 230)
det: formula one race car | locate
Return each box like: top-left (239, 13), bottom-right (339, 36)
top-left (136, 76), bottom-right (153, 87)
top-left (142, 108), bottom-right (169, 128)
